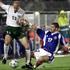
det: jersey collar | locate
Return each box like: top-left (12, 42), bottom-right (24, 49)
top-left (51, 31), bottom-right (59, 35)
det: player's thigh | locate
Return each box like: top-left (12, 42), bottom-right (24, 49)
top-left (34, 48), bottom-right (52, 60)
top-left (41, 56), bottom-right (49, 62)
top-left (19, 36), bottom-right (29, 48)
top-left (34, 52), bottom-right (49, 61)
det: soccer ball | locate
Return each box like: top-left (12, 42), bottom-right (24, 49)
top-left (9, 60), bottom-right (18, 68)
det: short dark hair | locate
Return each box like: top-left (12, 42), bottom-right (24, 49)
top-left (51, 22), bottom-right (59, 28)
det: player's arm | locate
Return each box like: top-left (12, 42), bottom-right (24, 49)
top-left (59, 34), bottom-right (69, 52)
top-left (0, 0), bottom-right (3, 7)
top-left (36, 28), bottom-right (45, 40)
top-left (18, 17), bottom-right (30, 26)
top-left (17, 10), bottom-right (29, 25)
top-left (0, 0), bottom-right (10, 12)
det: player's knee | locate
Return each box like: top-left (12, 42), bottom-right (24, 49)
top-left (24, 43), bottom-right (30, 49)
top-left (19, 37), bottom-right (30, 49)
top-left (20, 41), bottom-right (29, 49)
top-left (22, 42), bottom-right (29, 49)
top-left (38, 56), bottom-right (49, 63)
top-left (4, 35), bottom-right (12, 45)
top-left (37, 59), bottom-right (44, 65)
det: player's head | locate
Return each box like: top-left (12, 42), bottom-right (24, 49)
top-left (13, 0), bottom-right (21, 10)
top-left (50, 22), bottom-right (59, 32)
top-left (59, 10), bottom-right (66, 17)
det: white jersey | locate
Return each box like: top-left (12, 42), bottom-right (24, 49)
top-left (0, 3), bottom-right (25, 27)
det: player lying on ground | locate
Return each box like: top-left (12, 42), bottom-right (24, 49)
top-left (0, 0), bottom-right (32, 69)
top-left (33, 22), bottom-right (69, 68)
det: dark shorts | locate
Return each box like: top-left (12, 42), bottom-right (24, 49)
top-left (4, 26), bottom-right (27, 39)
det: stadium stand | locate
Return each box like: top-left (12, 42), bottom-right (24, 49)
top-left (0, 0), bottom-right (70, 11)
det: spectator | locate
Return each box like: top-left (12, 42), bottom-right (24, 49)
top-left (58, 10), bottom-right (69, 44)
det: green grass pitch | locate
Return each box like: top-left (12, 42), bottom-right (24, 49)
top-left (0, 56), bottom-right (70, 70)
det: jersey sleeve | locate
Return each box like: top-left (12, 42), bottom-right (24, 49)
top-left (0, 2), bottom-right (10, 13)
top-left (37, 29), bottom-right (45, 39)
top-left (58, 34), bottom-right (67, 47)
top-left (19, 8), bottom-right (25, 17)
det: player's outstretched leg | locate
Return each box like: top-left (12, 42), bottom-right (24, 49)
top-left (33, 48), bottom-right (54, 69)
top-left (33, 56), bottom-right (49, 69)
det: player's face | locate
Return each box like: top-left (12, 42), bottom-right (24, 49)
top-left (60, 13), bottom-right (65, 17)
top-left (13, 1), bottom-right (21, 10)
top-left (50, 25), bottom-right (56, 32)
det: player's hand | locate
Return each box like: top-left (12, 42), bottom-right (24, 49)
top-left (68, 46), bottom-right (70, 50)
top-left (62, 46), bottom-right (69, 52)
top-left (31, 24), bottom-right (37, 30)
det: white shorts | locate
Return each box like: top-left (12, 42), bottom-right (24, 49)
top-left (34, 48), bottom-right (52, 60)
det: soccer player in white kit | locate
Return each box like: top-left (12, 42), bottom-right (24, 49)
top-left (33, 23), bottom-right (69, 69)
top-left (0, 0), bottom-right (32, 69)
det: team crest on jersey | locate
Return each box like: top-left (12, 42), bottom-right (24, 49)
top-left (54, 36), bottom-right (57, 40)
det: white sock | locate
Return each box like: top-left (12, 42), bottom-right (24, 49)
top-left (25, 49), bottom-right (31, 65)
top-left (3, 44), bottom-right (9, 59)
top-left (16, 43), bottom-right (20, 56)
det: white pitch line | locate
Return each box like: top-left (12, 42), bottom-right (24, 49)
top-left (55, 54), bottom-right (70, 57)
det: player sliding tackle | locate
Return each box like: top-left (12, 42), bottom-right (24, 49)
top-left (0, 0), bottom-right (32, 69)
top-left (33, 23), bottom-right (70, 69)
